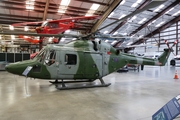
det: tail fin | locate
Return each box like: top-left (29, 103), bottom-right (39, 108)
top-left (158, 48), bottom-right (172, 66)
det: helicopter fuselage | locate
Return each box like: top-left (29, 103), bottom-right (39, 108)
top-left (5, 40), bottom-right (170, 80)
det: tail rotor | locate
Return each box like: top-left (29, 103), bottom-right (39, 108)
top-left (164, 39), bottom-right (178, 56)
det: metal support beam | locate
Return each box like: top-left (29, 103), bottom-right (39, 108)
top-left (109, 0), bottom-right (151, 34)
top-left (42, 0), bottom-right (50, 21)
top-left (130, 0), bottom-right (180, 36)
top-left (132, 15), bottom-right (180, 45)
top-left (91, 0), bottom-right (121, 33)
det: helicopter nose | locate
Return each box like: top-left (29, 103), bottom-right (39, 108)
top-left (5, 64), bottom-right (13, 73)
top-left (5, 63), bottom-right (20, 74)
top-left (5, 64), bottom-right (9, 71)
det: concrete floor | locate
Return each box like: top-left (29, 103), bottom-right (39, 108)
top-left (0, 65), bottom-right (180, 120)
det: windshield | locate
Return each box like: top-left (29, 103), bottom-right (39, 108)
top-left (41, 21), bottom-right (48, 27)
top-left (34, 47), bottom-right (47, 61)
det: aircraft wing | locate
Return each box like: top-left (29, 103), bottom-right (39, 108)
top-left (47, 15), bottom-right (100, 23)
top-left (12, 21), bottom-right (43, 27)
top-left (12, 15), bottom-right (100, 26)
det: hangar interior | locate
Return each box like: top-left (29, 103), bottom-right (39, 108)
top-left (0, 0), bottom-right (180, 120)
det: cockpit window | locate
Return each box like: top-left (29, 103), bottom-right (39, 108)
top-left (65, 54), bottom-right (77, 65)
top-left (44, 50), bottom-right (56, 66)
top-left (41, 21), bottom-right (48, 27)
top-left (48, 23), bottom-right (58, 28)
top-left (33, 48), bottom-right (46, 61)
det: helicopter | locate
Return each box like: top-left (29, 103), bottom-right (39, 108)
top-left (1, 0), bottom-right (170, 90)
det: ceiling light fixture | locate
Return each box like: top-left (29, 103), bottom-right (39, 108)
top-left (165, 7), bottom-right (174, 14)
top-left (172, 10), bottom-right (180, 16)
top-left (138, 18), bottom-right (147, 24)
top-left (120, 0), bottom-right (126, 5)
top-left (26, 0), bottom-right (35, 10)
top-left (131, 0), bottom-right (143, 8)
top-left (128, 16), bottom-right (137, 22)
top-left (9, 25), bottom-right (14, 30)
top-left (119, 14), bottom-right (126, 19)
top-left (58, 0), bottom-right (71, 13)
top-left (155, 21), bottom-right (165, 27)
top-left (85, 3), bottom-right (100, 16)
top-left (11, 35), bottom-right (15, 40)
top-left (24, 26), bottom-right (29, 31)
top-left (113, 32), bottom-right (118, 35)
top-left (108, 12), bottom-right (114, 18)
top-left (103, 31), bottom-right (108, 34)
top-left (153, 4), bottom-right (164, 12)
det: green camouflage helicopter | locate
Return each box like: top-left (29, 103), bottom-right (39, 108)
top-left (1, 0), bottom-right (171, 89)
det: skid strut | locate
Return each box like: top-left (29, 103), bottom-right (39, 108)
top-left (51, 78), bottom-right (111, 90)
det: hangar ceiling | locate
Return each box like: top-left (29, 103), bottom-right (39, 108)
top-left (0, 0), bottom-right (180, 46)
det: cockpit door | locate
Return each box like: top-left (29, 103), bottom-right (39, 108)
top-left (43, 49), bottom-right (58, 79)
top-left (58, 51), bottom-right (80, 79)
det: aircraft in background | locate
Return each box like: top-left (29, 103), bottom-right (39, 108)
top-left (13, 15), bottom-right (100, 46)
top-left (0, 0), bottom-right (168, 89)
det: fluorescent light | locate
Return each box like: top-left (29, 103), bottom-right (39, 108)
top-left (26, 0), bottom-right (34, 10)
top-left (137, 0), bottom-right (143, 4)
top-left (60, 0), bottom-right (70, 6)
top-left (9, 25), bottom-right (14, 30)
top-left (131, 0), bottom-right (143, 8)
top-left (103, 31), bottom-right (108, 34)
top-left (111, 40), bottom-right (117, 44)
top-left (120, 0), bottom-right (126, 5)
top-left (113, 32), bottom-right (118, 35)
top-left (11, 35), bottom-right (15, 40)
top-left (127, 42), bottom-right (133, 45)
top-left (90, 4), bottom-right (100, 10)
top-left (58, 0), bottom-right (71, 13)
top-left (26, 5), bottom-right (34, 10)
top-left (128, 16), bottom-right (136, 22)
top-left (153, 4), bottom-right (164, 12)
top-left (165, 7), bottom-right (174, 14)
top-left (48, 37), bottom-right (53, 42)
top-left (148, 19), bottom-right (156, 26)
top-left (139, 35), bottom-right (144, 38)
top-left (152, 20), bottom-right (156, 23)
top-left (108, 12), bottom-right (114, 18)
top-left (172, 10), bottom-right (180, 16)
top-left (85, 13), bottom-right (93, 16)
top-left (138, 18), bottom-right (147, 24)
top-left (119, 14), bottom-right (126, 19)
top-left (122, 33), bottom-right (127, 35)
top-left (105, 40), bottom-right (109, 42)
top-left (58, 10), bottom-right (65, 13)
top-left (24, 26), bottom-right (28, 31)
top-left (131, 3), bottom-right (138, 8)
top-left (61, 38), bottom-right (66, 42)
top-left (155, 21), bottom-right (165, 27)
top-left (85, 3), bottom-right (100, 16)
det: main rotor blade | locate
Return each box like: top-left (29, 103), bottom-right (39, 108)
top-left (0, 31), bottom-right (79, 38)
top-left (98, 0), bottom-right (167, 31)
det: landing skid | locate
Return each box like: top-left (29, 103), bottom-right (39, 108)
top-left (49, 79), bottom-right (95, 84)
top-left (51, 78), bottom-right (111, 90)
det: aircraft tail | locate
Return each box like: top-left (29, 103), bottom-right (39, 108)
top-left (157, 48), bottom-right (172, 66)
top-left (158, 40), bottom-right (178, 66)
